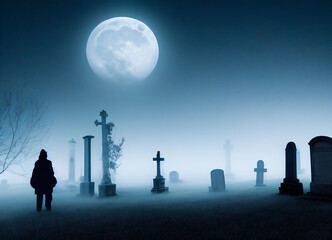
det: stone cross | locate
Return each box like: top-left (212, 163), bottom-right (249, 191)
top-left (224, 139), bottom-right (233, 175)
top-left (68, 138), bottom-right (76, 183)
top-left (151, 151), bottom-right (168, 193)
top-left (279, 142), bottom-right (303, 195)
top-left (209, 169), bottom-right (226, 192)
top-left (254, 160), bottom-right (267, 186)
top-left (94, 110), bottom-right (112, 184)
top-left (153, 151), bottom-right (164, 178)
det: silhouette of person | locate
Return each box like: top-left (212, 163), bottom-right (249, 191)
top-left (30, 149), bottom-right (57, 211)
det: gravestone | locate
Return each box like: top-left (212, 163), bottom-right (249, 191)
top-left (279, 142), bottom-right (303, 195)
top-left (209, 169), bottom-right (226, 192)
top-left (169, 171), bottom-right (180, 183)
top-left (151, 151), bottom-right (169, 193)
top-left (79, 135), bottom-right (95, 197)
top-left (95, 110), bottom-right (116, 197)
top-left (308, 136), bottom-right (332, 196)
top-left (254, 160), bottom-right (267, 186)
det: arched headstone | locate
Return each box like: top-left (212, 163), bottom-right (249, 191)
top-left (308, 136), bottom-right (332, 196)
top-left (169, 171), bottom-right (180, 183)
top-left (209, 169), bottom-right (226, 192)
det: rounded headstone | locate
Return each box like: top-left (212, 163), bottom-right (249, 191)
top-left (169, 171), bottom-right (179, 183)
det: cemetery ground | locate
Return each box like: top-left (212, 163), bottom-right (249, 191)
top-left (0, 180), bottom-right (331, 240)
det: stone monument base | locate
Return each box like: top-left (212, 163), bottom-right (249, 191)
top-left (309, 182), bottom-right (332, 196)
top-left (279, 179), bottom-right (303, 195)
top-left (255, 183), bottom-right (266, 187)
top-left (80, 182), bottom-right (95, 196)
top-left (98, 183), bottom-right (116, 197)
top-left (151, 177), bottom-right (168, 193)
top-left (209, 186), bottom-right (226, 192)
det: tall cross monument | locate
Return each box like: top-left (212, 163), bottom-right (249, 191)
top-left (151, 151), bottom-right (169, 193)
top-left (95, 110), bottom-right (116, 197)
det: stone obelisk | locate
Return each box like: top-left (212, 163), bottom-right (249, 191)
top-left (279, 142), bottom-right (303, 195)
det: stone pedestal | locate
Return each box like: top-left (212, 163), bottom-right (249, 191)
top-left (80, 182), bottom-right (95, 196)
top-left (279, 179), bottom-right (303, 195)
top-left (151, 177), bottom-right (169, 193)
top-left (99, 183), bottom-right (116, 197)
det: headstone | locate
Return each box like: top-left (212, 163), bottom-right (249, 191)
top-left (224, 139), bottom-right (234, 178)
top-left (68, 138), bottom-right (76, 183)
top-left (169, 171), bottom-right (180, 183)
top-left (209, 169), bottom-right (226, 192)
top-left (254, 160), bottom-right (267, 186)
top-left (279, 142), bottom-right (303, 195)
top-left (308, 136), bottom-right (332, 196)
top-left (151, 151), bottom-right (169, 193)
top-left (95, 110), bottom-right (116, 197)
top-left (79, 135), bottom-right (95, 196)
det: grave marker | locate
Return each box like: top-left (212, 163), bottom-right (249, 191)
top-left (209, 169), bottom-right (226, 192)
top-left (254, 160), bottom-right (267, 186)
top-left (309, 136), bottom-right (332, 196)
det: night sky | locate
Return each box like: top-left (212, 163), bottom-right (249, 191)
top-left (1, 0), bottom-right (331, 184)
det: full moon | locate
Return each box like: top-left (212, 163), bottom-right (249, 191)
top-left (86, 17), bottom-right (159, 82)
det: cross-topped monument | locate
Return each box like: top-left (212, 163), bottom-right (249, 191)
top-left (151, 151), bottom-right (169, 193)
top-left (154, 151), bottom-right (164, 178)
top-left (254, 160), bottom-right (267, 186)
top-left (95, 110), bottom-right (116, 197)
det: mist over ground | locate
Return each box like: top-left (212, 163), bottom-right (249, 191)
top-left (1, 180), bottom-right (331, 240)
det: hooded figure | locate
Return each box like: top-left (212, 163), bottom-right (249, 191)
top-left (30, 149), bottom-right (57, 211)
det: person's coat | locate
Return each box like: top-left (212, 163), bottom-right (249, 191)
top-left (30, 159), bottom-right (57, 194)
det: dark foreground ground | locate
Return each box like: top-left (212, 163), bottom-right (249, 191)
top-left (0, 180), bottom-right (331, 240)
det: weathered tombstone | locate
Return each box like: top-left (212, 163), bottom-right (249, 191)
top-left (95, 110), bottom-right (116, 197)
top-left (169, 171), bottom-right (180, 183)
top-left (209, 169), bottom-right (226, 192)
top-left (79, 135), bottom-right (95, 196)
top-left (224, 140), bottom-right (234, 178)
top-left (279, 142), bottom-right (303, 195)
top-left (254, 160), bottom-right (267, 186)
top-left (68, 138), bottom-right (76, 183)
top-left (151, 151), bottom-right (169, 193)
top-left (308, 136), bottom-right (332, 196)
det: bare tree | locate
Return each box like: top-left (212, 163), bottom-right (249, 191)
top-left (106, 122), bottom-right (124, 172)
top-left (0, 93), bottom-right (45, 175)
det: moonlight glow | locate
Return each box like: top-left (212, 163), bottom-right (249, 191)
top-left (86, 17), bottom-right (159, 82)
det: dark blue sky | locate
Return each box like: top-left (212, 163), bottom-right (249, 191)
top-left (1, 0), bottom-right (331, 183)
